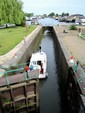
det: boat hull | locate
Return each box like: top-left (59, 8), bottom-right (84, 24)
top-left (29, 51), bottom-right (48, 79)
top-left (39, 73), bottom-right (48, 79)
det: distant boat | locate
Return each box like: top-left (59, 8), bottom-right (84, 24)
top-left (29, 47), bottom-right (48, 79)
top-left (55, 17), bottom-right (58, 20)
top-left (31, 20), bottom-right (39, 25)
top-left (80, 18), bottom-right (85, 25)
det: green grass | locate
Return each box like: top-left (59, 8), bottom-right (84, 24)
top-left (80, 34), bottom-right (85, 40)
top-left (82, 34), bottom-right (85, 37)
top-left (0, 25), bottom-right (36, 55)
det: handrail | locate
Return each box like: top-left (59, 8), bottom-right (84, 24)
top-left (0, 62), bottom-right (39, 86)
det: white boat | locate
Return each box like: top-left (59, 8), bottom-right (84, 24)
top-left (29, 49), bottom-right (48, 79)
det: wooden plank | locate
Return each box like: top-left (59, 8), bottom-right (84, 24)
top-left (0, 80), bottom-right (37, 91)
top-left (35, 79), bottom-right (39, 109)
top-left (14, 95), bottom-right (26, 102)
top-left (10, 82), bottom-right (27, 89)
top-left (0, 86), bottom-right (10, 91)
top-left (27, 93), bottom-right (36, 98)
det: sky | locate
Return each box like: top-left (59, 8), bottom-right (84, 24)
top-left (21, 0), bottom-right (85, 16)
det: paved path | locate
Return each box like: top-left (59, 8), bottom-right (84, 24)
top-left (55, 25), bottom-right (85, 66)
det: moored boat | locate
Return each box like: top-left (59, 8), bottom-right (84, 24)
top-left (29, 47), bottom-right (48, 79)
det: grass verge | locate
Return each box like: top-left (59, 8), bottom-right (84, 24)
top-left (0, 25), bottom-right (36, 55)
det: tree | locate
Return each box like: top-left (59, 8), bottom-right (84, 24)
top-left (66, 13), bottom-right (69, 16)
top-left (43, 14), bottom-right (47, 18)
top-left (55, 14), bottom-right (58, 17)
top-left (25, 13), bottom-right (34, 18)
top-left (48, 12), bottom-right (55, 17)
top-left (0, 0), bottom-right (25, 25)
top-left (61, 12), bottom-right (65, 17)
top-left (13, 0), bottom-right (24, 25)
top-left (61, 12), bottom-right (69, 17)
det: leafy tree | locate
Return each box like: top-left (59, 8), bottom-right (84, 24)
top-left (66, 13), bottom-right (69, 16)
top-left (61, 12), bottom-right (65, 17)
top-left (43, 14), bottom-right (47, 18)
top-left (55, 14), bottom-right (58, 17)
top-left (61, 12), bottom-right (69, 17)
top-left (25, 13), bottom-right (34, 17)
top-left (48, 12), bottom-right (55, 17)
top-left (0, 0), bottom-right (25, 25)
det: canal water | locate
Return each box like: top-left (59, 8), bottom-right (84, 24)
top-left (39, 31), bottom-right (69, 113)
top-left (36, 18), bottom-right (72, 113)
top-left (39, 32), bottom-right (60, 113)
top-left (26, 17), bottom-right (73, 26)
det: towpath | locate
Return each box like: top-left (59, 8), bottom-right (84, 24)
top-left (55, 25), bottom-right (85, 66)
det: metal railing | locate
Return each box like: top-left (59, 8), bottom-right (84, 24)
top-left (0, 62), bottom-right (39, 86)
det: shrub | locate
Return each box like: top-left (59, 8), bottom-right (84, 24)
top-left (21, 20), bottom-right (26, 27)
top-left (69, 25), bottom-right (77, 30)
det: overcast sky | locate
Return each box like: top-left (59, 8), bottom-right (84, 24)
top-left (21, 0), bottom-right (85, 16)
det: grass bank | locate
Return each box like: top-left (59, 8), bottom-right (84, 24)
top-left (0, 25), bottom-right (36, 55)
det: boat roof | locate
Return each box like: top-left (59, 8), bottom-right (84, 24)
top-left (30, 51), bottom-right (46, 62)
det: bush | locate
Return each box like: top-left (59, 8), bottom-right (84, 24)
top-left (21, 20), bottom-right (26, 27)
top-left (69, 25), bottom-right (77, 30)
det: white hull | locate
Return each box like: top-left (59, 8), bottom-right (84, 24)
top-left (39, 73), bottom-right (48, 79)
top-left (29, 51), bottom-right (48, 79)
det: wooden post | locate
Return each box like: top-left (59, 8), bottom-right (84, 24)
top-left (36, 79), bottom-right (40, 112)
